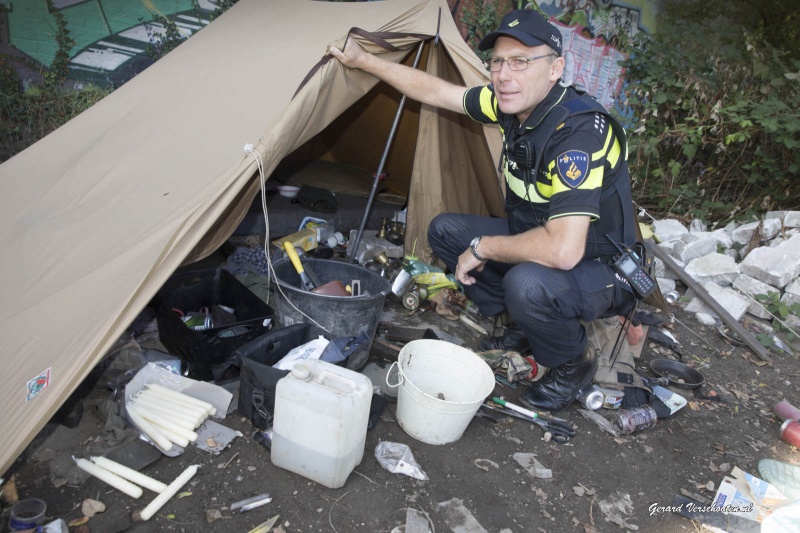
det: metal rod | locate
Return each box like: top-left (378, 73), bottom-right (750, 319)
top-left (348, 41), bottom-right (426, 263)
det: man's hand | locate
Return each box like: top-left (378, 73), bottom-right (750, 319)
top-left (455, 249), bottom-right (485, 286)
top-left (329, 38), bottom-right (368, 70)
top-left (619, 315), bottom-right (644, 346)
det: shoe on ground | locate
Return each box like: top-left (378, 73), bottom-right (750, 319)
top-left (479, 322), bottom-right (530, 354)
top-left (519, 348), bottom-right (597, 412)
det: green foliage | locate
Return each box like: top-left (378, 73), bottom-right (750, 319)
top-left (44, 0), bottom-right (75, 85)
top-left (620, 0), bottom-right (800, 224)
top-left (144, 13), bottom-right (188, 62)
top-left (461, 0), bottom-right (509, 63)
top-left (755, 292), bottom-right (800, 323)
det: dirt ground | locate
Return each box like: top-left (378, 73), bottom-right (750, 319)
top-left (2, 292), bottom-right (799, 533)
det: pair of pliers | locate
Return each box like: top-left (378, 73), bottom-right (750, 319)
top-left (488, 397), bottom-right (576, 444)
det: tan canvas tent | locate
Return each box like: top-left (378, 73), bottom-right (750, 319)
top-left (0, 0), bottom-right (503, 475)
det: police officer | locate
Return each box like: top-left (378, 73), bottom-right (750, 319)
top-left (331, 10), bottom-right (637, 412)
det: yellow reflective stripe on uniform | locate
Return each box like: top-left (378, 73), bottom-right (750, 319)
top-left (592, 129), bottom-right (621, 168)
top-left (479, 87), bottom-right (498, 122)
top-left (505, 167), bottom-right (548, 202)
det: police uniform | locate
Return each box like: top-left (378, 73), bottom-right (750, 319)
top-left (427, 83), bottom-right (636, 368)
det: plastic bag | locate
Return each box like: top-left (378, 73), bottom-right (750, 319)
top-left (374, 441), bottom-right (428, 481)
top-left (274, 336), bottom-right (330, 371)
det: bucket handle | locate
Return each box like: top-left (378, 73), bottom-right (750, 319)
top-left (385, 361), bottom-right (403, 388)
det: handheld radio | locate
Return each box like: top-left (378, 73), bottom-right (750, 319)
top-left (605, 236), bottom-right (656, 300)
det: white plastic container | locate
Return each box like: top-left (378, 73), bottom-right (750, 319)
top-left (270, 358), bottom-right (372, 488)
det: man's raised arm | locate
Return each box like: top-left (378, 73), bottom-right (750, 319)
top-left (329, 38), bottom-right (468, 115)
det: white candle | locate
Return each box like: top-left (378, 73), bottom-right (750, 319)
top-left (132, 405), bottom-right (198, 442)
top-left (90, 456), bottom-right (168, 494)
top-left (132, 395), bottom-right (204, 429)
top-left (127, 403), bottom-right (173, 452)
top-left (138, 465), bottom-right (199, 521)
top-left (75, 458), bottom-right (143, 499)
top-left (148, 421), bottom-right (191, 447)
top-left (146, 384), bottom-right (216, 416)
top-left (138, 390), bottom-right (209, 420)
top-left (143, 387), bottom-right (213, 417)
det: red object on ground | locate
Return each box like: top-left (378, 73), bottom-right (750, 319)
top-left (779, 419), bottom-right (800, 447)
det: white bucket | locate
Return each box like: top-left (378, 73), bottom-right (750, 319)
top-left (388, 339), bottom-right (495, 445)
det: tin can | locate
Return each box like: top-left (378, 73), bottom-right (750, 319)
top-left (616, 405), bottom-right (658, 434)
top-left (779, 419), bottom-right (800, 447)
top-left (597, 386), bottom-right (624, 409)
top-left (773, 400), bottom-right (800, 422)
top-left (664, 290), bottom-right (680, 303)
top-left (576, 386), bottom-right (604, 410)
top-left (183, 314), bottom-right (213, 330)
top-left (402, 288), bottom-right (427, 310)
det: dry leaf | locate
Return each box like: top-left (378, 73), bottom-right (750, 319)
top-left (206, 438), bottom-right (219, 447)
top-left (81, 498), bottom-right (106, 517)
top-left (1, 475), bottom-right (19, 505)
top-left (709, 461), bottom-right (720, 473)
top-left (69, 517), bottom-right (90, 527)
top-left (688, 401), bottom-right (700, 411)
top-left (177, 491), bottom-right (192, 499)
top-left (574, 486), bottom-right (586, 497)
top-left (706, 481), bottom-right (715, 491)
top-left (719, 463), bottom-right (731, 472)
top-left (205, 508), bottom-right (222, 524)
top-left (712, 443), bottom-right (726, 453)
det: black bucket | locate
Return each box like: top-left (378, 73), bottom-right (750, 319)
top-left (271, 258), bottom-right (390, 370)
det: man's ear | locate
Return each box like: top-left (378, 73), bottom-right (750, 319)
top-left (550, 57), bottom-right (565, 81)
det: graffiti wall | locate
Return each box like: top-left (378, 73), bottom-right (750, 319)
top-left (449, 0), bottom-right (661, 108)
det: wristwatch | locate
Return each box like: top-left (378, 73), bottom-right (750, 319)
top-left (469, 236), bottom-right (487, 262)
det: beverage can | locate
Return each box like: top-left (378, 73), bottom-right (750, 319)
top-left (576, 386), bottom-right (604, 410)
top-left (616, 405), bottom-right (658, 434)
top-left (597, 386), bottom-right (624, 409)
top-left (779, 419), bottom-right (800, 447)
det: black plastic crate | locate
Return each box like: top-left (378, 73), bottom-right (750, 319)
top-left (154, 269), bottom-right (274, 380)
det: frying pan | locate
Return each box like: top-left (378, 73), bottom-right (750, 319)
top-left (649, 358), bottom-right (705, 389)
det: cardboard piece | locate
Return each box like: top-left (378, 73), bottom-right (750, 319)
top-left (712, 466), bottom-right (791, 523)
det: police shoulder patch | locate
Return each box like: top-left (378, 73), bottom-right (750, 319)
top-left (556, 150), bottom-right (590, 189)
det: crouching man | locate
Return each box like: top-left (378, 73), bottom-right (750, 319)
top-left (331, 10), bottom-right (638, 411)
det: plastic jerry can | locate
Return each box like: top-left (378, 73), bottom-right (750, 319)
top-left (270, 358), bottom-right (372, 488)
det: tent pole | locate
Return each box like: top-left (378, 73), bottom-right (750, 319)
top-left (348, 40), bottom-right (426, 264)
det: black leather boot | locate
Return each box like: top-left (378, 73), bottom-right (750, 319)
top-left (520, 348), bottom-right (597, 412)
top-left (479, 322), bottom-right (530, 353)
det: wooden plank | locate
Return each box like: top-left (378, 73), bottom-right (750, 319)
top-left (649, 241), bottom-right (772, 363)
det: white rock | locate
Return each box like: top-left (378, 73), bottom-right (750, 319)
top-left (696, 312), bottom-right (717, 326)
top-left (654, 256), bottom-right (681, 281)
top-left (785, 279), bottom-right (800, 296)
top-left (657, 277), bottom-right (676, 294)
top-left (766, 211), bottom-right (787, 221)
top-left (672, 232), bottom-right (719, 264)
top-left (703, 281), bottom-right (751, 321)
top-left (653, 219), bottom-right (688, 243)
top-left (731, 274), bottom-right (780, 320)
top-left (740, 234), bottom-right (800, 288)
top-left (782, 291), bottom-right (800, 308)
top-left (731, 219), bottom-right (782, 245)
top-left (685, 253), bottom-right (739, 286)
top-left (784, 211), bottom-right (800, 228)
top-left (712, 228), bottom-right (734, 251)
top-left (689, 219), bottom-right (707, 232)
top-left (685, 295), bottom-right (714, 316)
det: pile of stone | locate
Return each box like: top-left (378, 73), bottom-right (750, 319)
top-left (651, 211), bottom-right (800, 348)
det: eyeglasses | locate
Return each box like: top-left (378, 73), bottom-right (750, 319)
top-left (487, 53), bottom-right (556, 72)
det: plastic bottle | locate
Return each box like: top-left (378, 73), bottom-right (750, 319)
top-left (616, 405), bottom-right (658, 434)
top-left (271, 359), bottom-right (372, 488)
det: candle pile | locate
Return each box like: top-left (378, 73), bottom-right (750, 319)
top-left (126, 383), bottom-right (216, 452)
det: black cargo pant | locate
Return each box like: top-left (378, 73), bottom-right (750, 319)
top-left (427, 213), bottom-right (635, 368)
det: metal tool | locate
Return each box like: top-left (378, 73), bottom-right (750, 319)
top-left (231, 493), bottom-right (272, 513)
top-left (283, 241), bottom-right (315, 291)
top-left (489, 397), bottom-right (576, 444)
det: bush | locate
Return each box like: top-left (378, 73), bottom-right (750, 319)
top-left (619, 0), bottom-right (800, 224)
